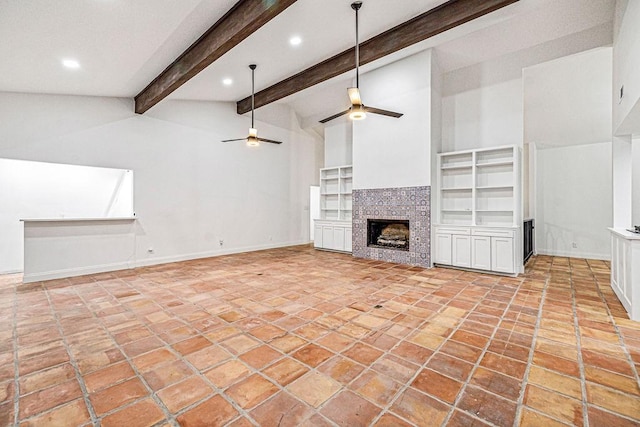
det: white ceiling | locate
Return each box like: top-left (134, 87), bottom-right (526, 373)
top-left (0, 0), bottom-right (615, 126)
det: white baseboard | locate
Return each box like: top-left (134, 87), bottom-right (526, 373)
top-left (536, 248), bottom-right (610, 261)
top-left (22, 261), bottom-right (134, 283)
top-left (0, 268), bottom-right (23, 275)
top-left (20, 240), bottom-right (311, 283)
top-left (134, 240), bottom-right (311, 268)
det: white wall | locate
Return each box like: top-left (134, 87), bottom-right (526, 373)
top-left (524, 48), bottom-right (613, 148)
top-left (613, 0), bottom-right (640, 135)
top-left (0, 158), bottom-right (133, 273)
top-left (324, 121), bottom-right (352, 167)
top-left (0, 92), bottom-right (321, 270)
top-left (353, 50), bottom-right (433, 190)
top-left (633, 138), bottom-right (640, 225)
top-left (536, 142), bottom-right (612, 260)
top-left (441, 22), bottom-right (613, 153)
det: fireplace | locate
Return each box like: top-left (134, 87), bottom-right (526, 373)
top-left (352, 186), bottom-right (430, 268)
top-left (367, 219), bottom-right (409, 251)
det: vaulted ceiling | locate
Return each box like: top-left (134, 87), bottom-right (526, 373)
top-left (0, 0), bottom-right (615, 127)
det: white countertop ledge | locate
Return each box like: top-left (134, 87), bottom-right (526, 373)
top-left (609, 227), bottom-right (640, 240)
top-left (21, 217), bottom-right (137, 223)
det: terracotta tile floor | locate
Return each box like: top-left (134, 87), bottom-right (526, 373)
top-left (1, 245), bottom-right (639, 426)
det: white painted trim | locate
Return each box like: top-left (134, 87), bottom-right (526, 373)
top-left (133, 240), bottom-right (311, 268)
top-left (23, 261), bottom-right (134, 283)
top-left (21, 240), bottom-right (312, 283)
top-left (535, 248), bottom-right (610, 261)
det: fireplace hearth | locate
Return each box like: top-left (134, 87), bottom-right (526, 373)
top-left (367, 219), bottom-right (409, 251)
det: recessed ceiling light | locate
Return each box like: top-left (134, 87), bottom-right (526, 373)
top-left (62, 59), bottom-right (80, 69)
top-left (289, 36), bottom-right (302, 46)
top-left (222, 78), bottom-right (233, 86)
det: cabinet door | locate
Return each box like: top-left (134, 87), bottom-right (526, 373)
top-left (452, 235), bottom-right (471, 268)
top-left (314, 225), bottom-right (323, 248)
top-left (333, 227), bottom-right (345, 251)
top-left (491, 237), bottom-right (514, 273)
top-left (471, 236), bottom-right (491, 271)
top-left (344, 228), bottom-right (353, 252)
top-left (434, 234), bottom-right (452, 265)
top-left (322, 226), bottom-right (334, 250)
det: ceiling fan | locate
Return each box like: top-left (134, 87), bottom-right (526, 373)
top-left (320, 1), bottom-right (403, 124)
top-left (222, 64), bottom-right (282, 146)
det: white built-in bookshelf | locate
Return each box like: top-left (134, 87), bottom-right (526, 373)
top-left (320, 165), bottom-right (352, 221)
top-left (438, 146), bottom-right (519, 227)
top-left (435, 146), bottom-right (522, 275)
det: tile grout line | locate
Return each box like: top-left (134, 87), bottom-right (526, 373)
top-left (567, 260), bottom-right (592, 427)
top-left (87, 278), bottom-right (182, 427)
top-left (512, 259), bottom-right (549, 426)
top-left (373, 273), bottom-right (520, 426)
top-left (11, 280), bottom-right (20, 427)
top-left (440, 278), bottom-right (529, 427)
top-left (55, 278), bottom-right (174, 425)
top-left (587, 260), bottom-right (640, 385)
top-left (41, 283), bottom-right (100, 426)
top-left (364, 273), bottom-right (469, 427)
top-left (106, 273), bottom-right (334, 426)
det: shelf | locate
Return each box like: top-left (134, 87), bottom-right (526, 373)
top-left (319, 165), bottom-right (353, 220)
top-left (476, 161), bottom-right (513, 168)
top-left (441, 164), bottom-right (473, 170)
top-left (476, 185), bottom-right (514, 190)
top-left (438, 146), bottom-right (519, 228)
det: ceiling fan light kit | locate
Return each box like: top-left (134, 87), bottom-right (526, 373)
top-left (349, 105), bottom-right (366, 120)
top-left (320, 1), bottom-right (403, 124)
top-left (222, 64), bottom-right (283, 146)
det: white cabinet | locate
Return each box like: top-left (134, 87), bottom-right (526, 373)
top-left (491, 237), bottom-right (515, 273)
top-left (609, 229), bottom-right (640, 321)
top-left (434, 233), bottom-right (452, 264)
top-left (435, 146), bottom-right (522, 275)
top-left (471, 236), bottom-right (491, 270)
top-left (435, 226), bottom-right (518, 275)
top-left (314, 225), bottom-right (323, 248)
top-left (316, 165), bottom-right (352, 253)
top-left (452, 235), bottom-right (471, 268)
top-left (345, 228), bottom-right (353, 252)
top-left (314, 220), bottom-right (352, 253)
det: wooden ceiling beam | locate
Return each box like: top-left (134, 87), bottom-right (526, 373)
top-left (237, 0), bottom-right (518, 114)
top-left (135, 0), bottom-right (298, 114)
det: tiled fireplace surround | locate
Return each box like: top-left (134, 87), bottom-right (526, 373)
top-left (352, 186), bottom-right (431, 268)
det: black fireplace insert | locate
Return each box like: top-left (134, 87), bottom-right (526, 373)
top-left (367, 219), bottom-right (410, 251)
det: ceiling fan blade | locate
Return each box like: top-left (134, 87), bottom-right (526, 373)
top-left (257, 137), bottom-right (283, 145)
top-left (221, 138), bottom-right (247, 142)
top-left (347, 87), bottom-right (362, 106)
top-left (365, 107), bottom-right (404, 119)
top-left (319, 109), bottom-right (350, 124)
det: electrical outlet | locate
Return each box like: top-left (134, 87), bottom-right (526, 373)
top-left (219, 239), bottom-right (224, 246)
top-left (572, 242), bottom-right (577, 248)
